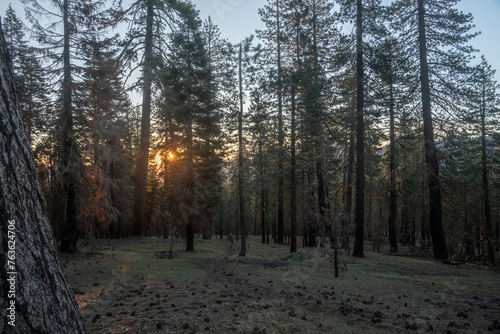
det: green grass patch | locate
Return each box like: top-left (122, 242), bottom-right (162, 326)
top-left (279, 252), bottom-right (310, 262)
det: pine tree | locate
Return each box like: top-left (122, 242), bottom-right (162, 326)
top-left (258, 0), bottom-right (286, 244)
top-left (369, 34), bottom-right (400, 252)
top-left (237, 42), bottom-right (247, 256)
top-left (3, 5), bottom-right (49, 145)
top-left (22, 0), bottom-right (108, 252)
top-left (390, 0), bottom-right (478, 259)
top-left (116, 0), bottom-right (181, 236)
top-left (472, 56), bottom-right (499, 264)
top-left (159, 2), bottom-right (222, 251)
top-left (351, 0), bottom-right (366, 258)
top-left (77, 34), bottom-right (133, 239)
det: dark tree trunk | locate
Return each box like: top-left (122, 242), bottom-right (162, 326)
top-left (276, 0), bottom-right (284, 244)
top-left (186, 219), bottom-right (194, 252)
top-left (132, 0), bottom-right (154, 236)
top-left (306, 171), bottom-right (318, 247)
top-left (261, 183), bottom-right (266, 244)
top-left (462, 189), bottom-right (474, 256)
top-left (259, 123), bottom-right (266, 244)
top-left (388, 80), bottom-right (398, 252)
top-left (257, 92), bottom-right (267, 244)
top-left (185, 37), bottom-right (195, 252)
top-left (238, 44), bottom-right (246, 257)
top-left (417, 0), bottom-right (448, 260)
top-left (266, 190), bottom-right (270, 244)
top-left (253, 187), bottom-right (259, 236)
top-left (311, 1), bottom-right (329, 239)
top-left (290, 85), bottom-right (297, 253)
top-left (343, 133), bottom-right (355, 250)
top-left (353, 0), bottom-right (365, 258)
top-left (0, 27), bottom-right (86, 333)
top-left (59, 0), bottom-right (78, 253)
top-left (480, 71), bottom-right (494, 265)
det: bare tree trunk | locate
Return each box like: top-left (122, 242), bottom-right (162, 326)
top-left (389, 80), bottom-right (398, 252)
top-left (253, 187), bottom-right (259, 236)
top-left (132, 0), bottom-right (154, 236)
top-left (0, 27), bottom-right (86, 333)
top-left (343, 133), bottom-right (355, 250)
top-left (59, 0), bottom-right (79, 253)
top-left (276, 0), bottom-right (284, 244)
top-left (353, 0), bottom-right (365, 258)
top-left (480, 70), bottom-right (494, 265)
top-left (185, 33), bottom-right (195, 252)
top-left (259, 102), bottom-right (266, 244)
top-left (290, 85), bottom-right (297, 253)
top-left (238, 43), bottom-right (246, 257)
top-left (417, 0), bottom-right (448, 260)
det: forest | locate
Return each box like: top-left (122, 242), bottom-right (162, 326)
top-left (0, 0), bottom-right (499, 333)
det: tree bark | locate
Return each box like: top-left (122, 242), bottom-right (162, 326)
top-left (343, 133), bottom-right (355, 250)
top-left (389, 79), bottom-right (398, 252)
top-left (276, 0), bottom-right (284, 244)
top-left (59, 0), bottom-right (78, 253)
top-left (132, 0), bottom-right (154, 236)
top-left (480, 69), bottom-right (494, 265)
top-left (0, 26), bottom-right (86, 333)
top-left (258, 97), bottom-right (266, 245)
top-left (353, 0), bottom-right (365, 258)
top-left (185, 32), bottom-right (195, 252)
top-left (238, 43), bottom-right (246, 257)
top-left (290, 85), bottom-right (297, 253)
top-left (417, 0), bottom-right (448, 260)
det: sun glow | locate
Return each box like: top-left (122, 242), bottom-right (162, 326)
top-left (153, 150), bottom-right (177, 166)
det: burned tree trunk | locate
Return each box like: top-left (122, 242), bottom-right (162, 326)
top-left (0, 26), bottom-right (86, 333)
top-left (417, 0), bottom-right (448, 260)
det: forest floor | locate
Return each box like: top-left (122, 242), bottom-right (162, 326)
top-left (60, 236), bottom-right (500, 334)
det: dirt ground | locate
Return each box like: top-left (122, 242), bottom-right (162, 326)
top-left (60, 236), bottom-right (500, 334)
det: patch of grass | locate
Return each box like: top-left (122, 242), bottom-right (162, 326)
top-left (279, 252), bottom-right (310, 262)
top-left (115, 243), bottom-right (167, 253)
top-left (123, 254), bottom-right (202, 280)
top-left (271, 298), bottom-right (286, 308)
top-left (277, 322), bottom-right (296, 329)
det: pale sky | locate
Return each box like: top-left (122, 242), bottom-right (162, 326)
top-left (1, 0), bottom-right (499, 80)
top-left (191, 0), bottom-right (500, 82)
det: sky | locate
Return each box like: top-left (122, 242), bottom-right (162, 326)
top-left (1, 0), bottom-right (499, 81)
top-left (190, 0), bottom-right (500, 81)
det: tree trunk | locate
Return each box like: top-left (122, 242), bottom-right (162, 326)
top-left (0, 27), bottom-right (86, 333)
top-left (311, 0), bottom-right (329, 236)
top-left (259, 105), bottom-right (266, 245)
top-left (59, 0), bottom-right (79, 253)
top-left (253, 187), bottom-right (259, 236)
top-left (185, 33), bottom-right (195, 252)
top-left (276, 0), bottom-right (284, 244)
top-left (132, 0), bottom-right (154, 236)
top-left (389, 79), bottom-right (398, 252)
top-left (343, 133), bottom-right (355, 250)
top-left (417, 0), bottom-right (448, 260)
top-left (353, 0), bottom-right (365, 258)
top-left (238, 44), bottom-right (246, 257)
top-left (480, 71), bottom-right (494, 265)
top-left (290, 85), bottom-right (297, 253)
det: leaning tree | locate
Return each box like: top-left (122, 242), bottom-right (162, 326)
top-left (0, 26), bottom-right (86, 333)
